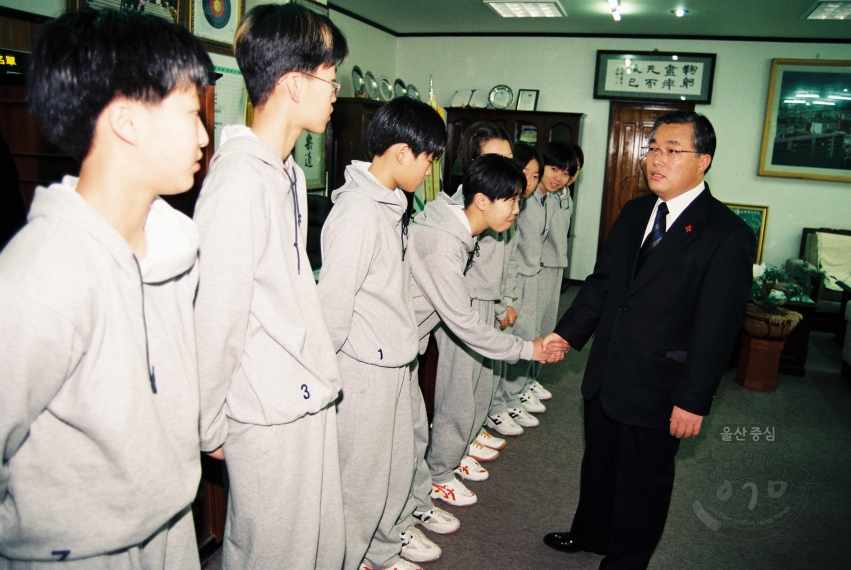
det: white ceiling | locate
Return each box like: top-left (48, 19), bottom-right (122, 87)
top-left (328, 0), bottom-right (851, 41)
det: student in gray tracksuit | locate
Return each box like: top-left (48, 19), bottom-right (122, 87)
top-left (495, 186), bottom-right (555, 418)
top-left (193, 6), bottom-right (349, 569)
top-left (408, 155), bottom-right (567, 507)
top-left (529, 143), bottom-right (579, 390)
top-left (318, 97), bottom-right (446, 570)
top-left (0, 11), bottom-right (210, 569)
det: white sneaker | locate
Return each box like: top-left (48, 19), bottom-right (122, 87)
top-left (529, 380), bottom-right (552, 401)
top-left (508, 407), bottom-right (539, 427)
top-left (455, 456), bottom-right (489, 481)
top-left (431, 478), bottom-right (477, 506)
top-left (468, 440), bottom-right (499, 462)
top-left (487, 411), bottom-right (524, 436)
top-left (476, 428), bottom-right (506, 450)
top-left (400, 526), bottom-right (441, 563)
top-left (413, 507), bottom-right (460, 534)
top-left (520, 391), bottom-right (546, 414)
top-left (364, 559), bottom-right (423, 570)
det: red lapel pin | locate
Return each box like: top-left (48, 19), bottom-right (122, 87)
top-left (685, 225), bottom-right (693, 233)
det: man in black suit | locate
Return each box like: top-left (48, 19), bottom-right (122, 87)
top-left (542, 111), bottom-right (755, 569)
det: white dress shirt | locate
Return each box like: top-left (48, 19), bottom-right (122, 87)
top-left (641, 182), bottom-right (705, 245)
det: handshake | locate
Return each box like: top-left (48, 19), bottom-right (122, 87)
top-left (531, 332), bottom-right (570, 364)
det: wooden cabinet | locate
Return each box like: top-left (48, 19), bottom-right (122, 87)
top-left (444, 107), bottom-right (583, 192)
top-left (327, 97), bottom-right (384, 192)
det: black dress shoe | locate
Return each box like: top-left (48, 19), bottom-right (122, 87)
top-left (543, 531), bottom-right (582, 553)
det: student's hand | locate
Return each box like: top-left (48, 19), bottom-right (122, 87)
top-left (669, 406), bottom-right (704, 439)
top-left (206, 447), bottom-right (225, 460)
top-left (532, 337), bottom-right (565, 363)
top-left (499, 306), bottom-right (518, 330)
top-left (542, 332), bottom-right (570, 356)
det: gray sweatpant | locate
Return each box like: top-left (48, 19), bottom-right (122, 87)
top-left (337, 353), bottom-right (416, 570)
top-left (0, 507), bottom-right (198, 570)
top-left (427, 299), bottom-right (496, 484)
top-left (528, 267), bottom-right (564, 387)
top-left (391, 366), bottom-right (435, 543)
top-left (221, 410), bottom-right (345, 570)
top-left (497, 273), bottom-right (540, 413)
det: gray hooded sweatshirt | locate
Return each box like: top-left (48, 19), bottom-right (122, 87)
top-left (194, 126), bottom-right (341, 453)
top-left (0, 177), bottom-right (201, 561)
top-left (450, 186), bottom-right (515, 320)
top-left (541, 189), bottom-right (572, 268)
top-left (408, 192), bottom-right (533, 363)
top-left (318, 161), bottom-right (418, 366)
top-left (513, 188), bottom-right (555, 277)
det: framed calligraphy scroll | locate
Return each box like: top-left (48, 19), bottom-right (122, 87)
top-left (758, 59), bottom-right (851, 184)
top-left (594, 50), bottom-right (716, 104)
top-left (294, 129), bottom-right (326, 191)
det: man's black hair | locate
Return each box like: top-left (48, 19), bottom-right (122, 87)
top-left (649, 110), bottom-right (716, 172)
top-left (462, 154), bottom-right (524, 208)
top-left (540, 141), bottom-right (578, 177)
top-left (458, 122), bottom-right (512, 173)
top-left (28, 9), bottom-right (212, 163)
top-left (236, 3), bottom-right (348, 107)
top-left (366, 97), bottom-right (446, 159)
top-left (512, 143), bottom-right (543, 178)
top-left (570, 143), bottom-right (584, 169)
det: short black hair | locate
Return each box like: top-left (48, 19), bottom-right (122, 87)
top-left (540, 141), bottom-right (578, 176)
top-left (366, 97), bottom-right (446, 159)
top-left (236, 3), bottom-right (348, 107)
top-left (649, 110), bottom-right (716, 172)
top-left (570, 143), bottom-right (584, 169)
top-left (512, 143), bottom-right (543, 178)
top-left (462, 154), bottom-right (524, 208)
top-left (28, 9), bottom-right (212, 163)
top-left (458, 122), bottom-right (512, 173)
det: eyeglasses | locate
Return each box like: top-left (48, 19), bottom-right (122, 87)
top-left (642, 146), bottom-right (702, 159)
top-left (301, 72), bottom-right (342, 97)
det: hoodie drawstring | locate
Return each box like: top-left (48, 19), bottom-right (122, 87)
top-left (464, 241), bottom-right (480, 274)
top-left (284, 164), bottom-right (302, 274)
top-left (133, 256), bottom-right (157, 394)
top-left (401, 210), bottom-right (410, 261)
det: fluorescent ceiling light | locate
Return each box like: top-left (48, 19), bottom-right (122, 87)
top-left (806, 2), bottom-right (851, 19)
top-left (812, 100), bottom-right (836, 105)
top-left (828, 95), bottom-right (851, 100)
top-left (484, 2), bottom-right (565, 17)
top-left (784, 99), bottom-right (808, 103)
top-left (795, 93), bottom-right (820, 98)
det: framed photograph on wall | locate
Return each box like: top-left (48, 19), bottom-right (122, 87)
top-left (516, 89), bottom-right (539, 111)
top-left (593, 50), bottom-right (716, 103)
top-left (191, 0), bottom-right (243, 49)
top-left (758, 59), bottom-right (851, 184)
top-left (726, 203), bottom-right (769, 263)
top-left (68, 0), bottom-right (182, 24)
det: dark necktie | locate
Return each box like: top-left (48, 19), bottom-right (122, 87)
top-left (636, 202), bottom-right (668, 274)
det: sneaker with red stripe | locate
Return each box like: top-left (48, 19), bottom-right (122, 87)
top-left (430, 478), bottom-right (477, 506)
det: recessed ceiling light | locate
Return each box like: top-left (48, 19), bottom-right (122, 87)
top-left (484, 2), bottom-right (565, 18)
top-left (608, 0), bottom-right (622, 20)
top-left (673, 8), bottom-right (688, 17)
top-left (806, 1), bottom-right (851, 19)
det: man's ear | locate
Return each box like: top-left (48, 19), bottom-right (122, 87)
top-left (105, 98), bottom-right (141, 146)
top-left (698, 153), bottom-right (712, 174)
top-left (395, 143), bottom-right (412, 165)
top-left (473, 192), bottom-right (490, 212)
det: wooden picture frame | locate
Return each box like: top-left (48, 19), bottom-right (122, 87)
top-left (758, 59), bottom-right (851, 184)
top-left (294, 129), bottom-right (326, 191)
top-left (726, 203), bottom-right (769, 264)
top-left (516, 89), bottom-right (539, 111)
top-left (594, 50), bottom-right (716, 103)
top-left (295, 0), bottom-right (330, 16)
top-left (68, 0), bottom-right (183, 25)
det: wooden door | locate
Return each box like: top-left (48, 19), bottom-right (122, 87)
top-left (598, 101), bottom-right (694, 251)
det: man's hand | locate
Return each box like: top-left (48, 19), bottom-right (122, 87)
top-left (669, 406), bottom-right (703, 439)
top-left (531, 334), bottom-right (569, 363)
top-left (541, 332), bottom-right (570, 355)
top-left (499, 306), bottom-right (518, 330)
top-left (206, 447), bottom-right (225, 460)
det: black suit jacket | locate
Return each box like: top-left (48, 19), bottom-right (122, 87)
top-left (554, 185), bottom-right (756, 430)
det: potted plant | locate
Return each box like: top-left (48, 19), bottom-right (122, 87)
top-left (744, 264), bottom-right (811, 339)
